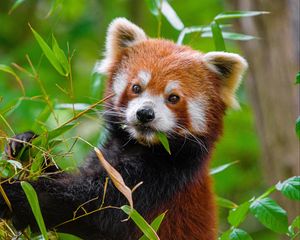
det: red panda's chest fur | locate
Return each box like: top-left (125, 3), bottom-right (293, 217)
top-left (143, 166), bottom-right (216, 240)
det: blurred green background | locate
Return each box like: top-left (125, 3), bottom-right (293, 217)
top-left (0, 0), bottom-right (280, 239)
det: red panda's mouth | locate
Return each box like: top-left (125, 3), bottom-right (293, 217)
top-left (134, 125), bottom-right (156, 135)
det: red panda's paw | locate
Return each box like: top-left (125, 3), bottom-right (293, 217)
top-left (5, 131), bottom-right (38, 159)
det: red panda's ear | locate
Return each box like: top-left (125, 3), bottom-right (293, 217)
top-left (203, 52), bottom-right (248, 109)
top-left (95, 18), bottom-right (147, 74)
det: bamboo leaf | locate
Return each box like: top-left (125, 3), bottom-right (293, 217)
top-left (215, 11), bottom-right (269, 21)
top-left (276, 176), bottom-right (300, 201)
top-left (121, 205), bottom-right (159, 240)
top-left (52, 34), bottom-right (69, 75)
top-left (161, 0), bottom-right (184, 30)
top-left (156, 132), bottom-right (171, 155)
top-left (0, 64), bottom-right (25, 95)
top-left (202, 31), bottom-right (257, 41)
top-left (210, 21), bottom-right (226, 51)
top-left (250, 197), bottom-right (288, 233)
top-left (210, 161), bottom-right (238, 175)
top-left (57, 232), bottom-right (82, 240)
top-left (46, 0), bottom-right (63, 18)
top-left (94, 148), bottom-right (133, 208)
top-left (9, 0), bottom-right (26, 15)
top-left (29, 25), bottom-right (66, 76)
top-left (217, 196), bottom-right (238, 209)
top-left (144, 0), bottom-right (159, 16)
top-left (21, 182), bottom-right (48, 240)
top-left (140, 211), bottom-right (166, 240)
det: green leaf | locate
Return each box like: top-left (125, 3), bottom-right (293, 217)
top-left (210, 161), bottom-right (238, 175)
top-left (215, 11), bottom-right (269, 21)
top-left (229, 228), bottom-right (253, 240)
top-left (202, 31), bottom-right (257, 41)
top-left (57, 232), bottom-right (82, 240)
top-left (139, 211), bottom-right (166, 240)
top-left (121, 205), bottom-right (159, 240)
top-left (296, 116), bottom-right (300, 139)
top-left (9, 0), bottom-right (26, 15)
top-left (156, 132), bottom-right (171, 154)
top-left (161, 0), bottom-right (184, 30)
top-left (217, 196), bottom-right (238, 209)
top-left (91, 72), bottom-right (106, 101)
top-left (210, 21), bottom-right (226, 51)
top-left (21, 182), bottom-right (48, 240)
top-left (52, 34), bottom-right (69, 75)
top-left (29, 25), bottom-right (66, 76)
top-left (0, 64), bottom-right (25, 95)
top-left (43, 123), bottom-right (76, 143)
top-left (276, 176), bottom-right (300, 201)
top-left (46, 0), bottom-right (63, 18)
top-left (228, 201), bottom-right (250, 227)
top-left (296, 72), bottom-right (300, 84)
top-left (144, 0), bottom-right (159, 16)
top-left (250, 197), bottom-right (288, 233)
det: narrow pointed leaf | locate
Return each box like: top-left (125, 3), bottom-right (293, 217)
top-left (217, 196), bottom-right (238, 209)
top-left (161, 0), bottom-right (184, 30)
top-left (21, 182), bottom-right (48, 240)
top-left (9, 0), bottom-right (26, 15)
top-left (121, 205), bottom-right (159, 240)
top-left (145, 0), bottom-right (159, 16)
top-left (210, 161), bottom-right (238, 175)
top-left (140, 211), bottom-right (166, 240)
top-left (29, 25), bottom-right (65, 76)
top-left (46, 0), bottom-right (63, 18)
top-left (250, 197), bottom-right (288, 233)
top-left (156, 132), bottom-right (171, 154)
top-left (52, 35), bottom-right (69, 75)
top-left (276, 176), bottom-right (300, 200)
top-left (210, 21), bottom-right (226, 51)
top-left (215, 11), bottom-right (269, 21)
top-left (202, 31), bottom-right (257, 41)
top-left (0, 64), bottom-right (25, 95)
top-left (56, 232), bottom-right (82, 240)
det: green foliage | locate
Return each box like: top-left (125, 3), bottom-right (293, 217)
top-left (121, 205), bottom-right (160, 240)
top-left (250, 197), bottom-right (288, 233)
top-left (276, 176), bottom-right (300, 201)
top-left (29, 25), bottom-right (68, 76)
top-left (156, 132), bottom-right (171, 154)
top-left (21, 181), bottom-right (48, 240)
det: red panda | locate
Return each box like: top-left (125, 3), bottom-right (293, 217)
top-left (0, 18), bottom-right (247, 240)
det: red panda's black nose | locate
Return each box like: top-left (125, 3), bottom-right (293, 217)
top-left (136, 107), bottom-right (155, 123)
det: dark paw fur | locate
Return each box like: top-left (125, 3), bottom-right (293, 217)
top-left (5, 131), bottom-right (37, 159)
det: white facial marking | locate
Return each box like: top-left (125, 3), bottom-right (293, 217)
top-left (165, 81), bottom-right (180, 94)
top-left (138, 70), bottom-right (151, 87)
top-left (126, 91), bottom-right (176, 143)
top-left (112, 71), bottom-right (128, 103)
top-left (188, 98), bottom-right (206, 133)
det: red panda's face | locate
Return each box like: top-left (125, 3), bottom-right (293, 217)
top-left (95, 18), bottom-right (247, 145)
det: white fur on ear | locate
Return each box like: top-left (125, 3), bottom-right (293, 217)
top-left (203, 52), bottom-right (248, 109)
top-left (94, 18), bottom-right (147, 74)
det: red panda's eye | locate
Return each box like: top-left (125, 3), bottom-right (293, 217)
top-left (168, 94), bottom-right (180, 104)
top-left (132, 84), bottom-right (142, 94)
